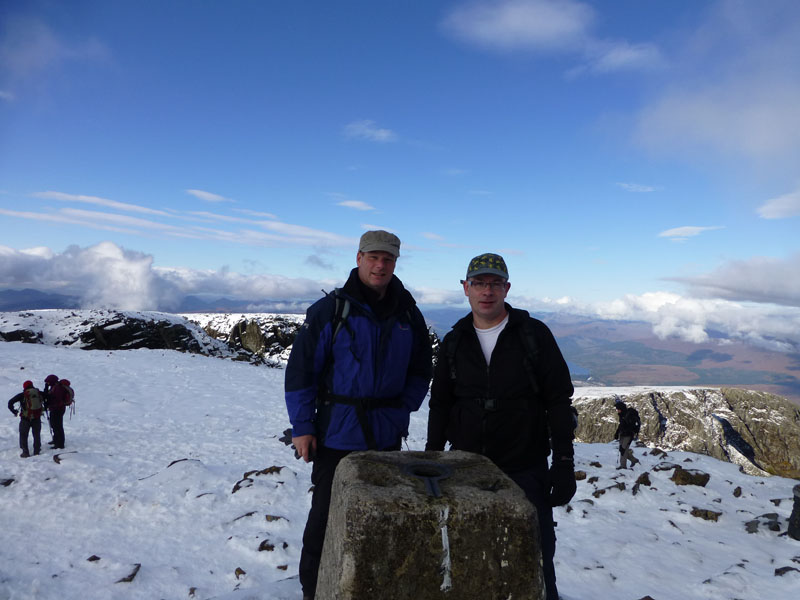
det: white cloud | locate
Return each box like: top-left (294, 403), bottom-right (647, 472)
top-left (412, 286), bottom-right (467, 306)
top-left (757, 188), bottom-right (800, 219)
top-left (658, 225), bottom-right (724, 241)
top-left (186, 189), bottom-right (233, 203)
top-left (442, 0), bottom-right (593, 52)
top-left (304, 254), bottom-right (335, 270)
top-left (616, 182), bottom-right (657, 193)
top-left (669, 253), bottom-right (800, 308)
top-left (0, 207), bottom-right (143, 235)
top-left (343, 119), bottom-right (397, 143)
top-left (0, 90), bottom-right (14, 102)
top-left (32, 191), bottom-right (171, 216)
top-left (0, 16), bottom-right (110, 97)
top-left (0, 242), bottom-right (334, 311)
top-left (360, 224), bottom-right (396, 233)
top-left (583, 40), bottom-right (664, 74)
top-left (337, 200), bottom-right (375, 211)
top-left (633, 2), bottom-right (800, 166)
top-left (234, 208), bottom-right (279, 220)
top-left (534, 290), bottom-right (800, 351)
top-left (442, 0), bottom-right (663, 74)
top-left (422, 232), bottom-right (445, 241)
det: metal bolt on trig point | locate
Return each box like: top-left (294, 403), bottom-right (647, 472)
top-left (403, 462), bottom-right (453, 498)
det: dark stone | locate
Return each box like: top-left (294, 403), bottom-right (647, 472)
top-left (0, 328), bottom-right (41, 343)
top-left (671, 466), bottom-right (711, 487)
top-left (691, 507), bottom-right (722, 521)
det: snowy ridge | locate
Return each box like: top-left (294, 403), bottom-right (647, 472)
top-left (1, 339), bottom-right (799, 599)
top-left (180, 312), bottom-right (305, 335)
top-left (0, 309), bottom-right (234, 357)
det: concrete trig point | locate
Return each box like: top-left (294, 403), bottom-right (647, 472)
top-left (316, 450), bottom-right (544, 599)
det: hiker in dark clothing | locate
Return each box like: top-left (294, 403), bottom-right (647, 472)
top-left (43, 374), bottom-right (71, 449)
top-left (285, 230), bottom-right (432, 600)
top-left (8, 380), bottom-right (44, 458)
top-left (426, 253), bottom-right (576, 600)
top-left (614, 398), bottom-right (640, 469)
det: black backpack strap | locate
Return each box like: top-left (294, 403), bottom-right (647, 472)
top-left (445, 328), bottom-right (463, 381)
top-left (517, 322), bottom-right (541, 395)
top-left (317, 289), bottom-right (351, 403)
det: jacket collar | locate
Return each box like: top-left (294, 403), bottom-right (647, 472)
top-left (452, 302), bottom-right (528, 333)
top-left (341, 267), bottom-right (415, 316)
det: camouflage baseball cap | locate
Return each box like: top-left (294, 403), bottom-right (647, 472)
top-left (359, 230), bottom-right (400, 257)
top-left (466, 253), bottom-right (509, 279)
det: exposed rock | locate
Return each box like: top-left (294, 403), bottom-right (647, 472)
top-left (670, 466), bottom-right (711, 487)
top-left (574, 389), bottom-right (800, 479)
top-left (0, 309), bottom-right (235, 358)
top-left (744, 513), bottom-right (781, 534)
top-left (0, 328), bottom-right (41, 343)
top-left (691, 507), bottom-right (722, 521)
top-left (115, 563), bottom-right (141, 583)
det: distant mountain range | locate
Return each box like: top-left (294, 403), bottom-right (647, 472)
top-left (3, 288), bottom-right (799, 405)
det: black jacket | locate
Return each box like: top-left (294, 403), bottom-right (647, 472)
top-left (615, 405), bottom-right (640, 439)
top-left (426, 305), bottom-right (574, 472)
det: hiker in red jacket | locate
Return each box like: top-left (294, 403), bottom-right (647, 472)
top-left (43, 374), bottom-right (72, 449)
top-left (7, 380), bottom-right (44, 457)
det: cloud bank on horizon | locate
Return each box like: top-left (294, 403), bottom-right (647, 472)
top-left (1, 1), bottom-right (798, 352)
top-left (1, 241), bottom-right (799, 353)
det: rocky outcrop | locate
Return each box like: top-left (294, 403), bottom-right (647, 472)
top-left (0, 310), bottom-right (235, 358)
top-left (187, 312), bottom-right (441, 366)
top-left (573, 389), bottom-right (800, 479)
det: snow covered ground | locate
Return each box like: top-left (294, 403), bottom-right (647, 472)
top-left (1, 340), bottom-right (799, 600)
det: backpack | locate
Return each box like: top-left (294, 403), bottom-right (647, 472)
top-left (60, 379), bottom-right (75, 406)
top-left (626, 407), bottom-right (641, 436)
top-left (23, 387), bottom-right (44, 419)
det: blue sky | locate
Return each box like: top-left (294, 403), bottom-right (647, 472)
top-left (1, 0), bottom-right (799, 349)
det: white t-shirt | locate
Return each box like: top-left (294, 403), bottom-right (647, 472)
top-left (474, 314), bottom-right (509, 365)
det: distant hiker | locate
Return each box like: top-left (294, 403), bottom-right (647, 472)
top-left (7, 380), bottom-right (44, 457)
top-left (284, 230), bottom-right (432, 600)
top-left (614, 398), bottom-right (641, 469)
top-left (43, 374), bottom-right (73, 449)
top-left (425, 253), bottom-right (576, 600)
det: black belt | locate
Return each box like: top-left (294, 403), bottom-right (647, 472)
top-left (321, 392), bottom-right (403, 449)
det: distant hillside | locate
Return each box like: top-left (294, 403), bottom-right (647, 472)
top-left (423, 308), bottom-right (800, 405)
top-left (0, 288), bottom-right (80, 310)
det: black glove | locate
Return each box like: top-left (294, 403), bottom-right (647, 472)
top-left (278, 428), bottom-right (293, 446)
top-left (11, 410), bottom-right (18, 417)
top-left (549, 459), bottom-right (576, 507)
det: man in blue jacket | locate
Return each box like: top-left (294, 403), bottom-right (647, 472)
top-left (285, 230), bottom-right (432, 600)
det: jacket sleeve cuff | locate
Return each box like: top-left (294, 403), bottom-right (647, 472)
top-left (292, 421), bottom-right (316, 437)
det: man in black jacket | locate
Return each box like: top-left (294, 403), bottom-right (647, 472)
top-left (426, 253), bottom-right (576, 600)
top-left (613, 398), bottom-right (641, 469)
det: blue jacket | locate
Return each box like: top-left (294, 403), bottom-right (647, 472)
top-left (285, 269), bottom-right (432, 451)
